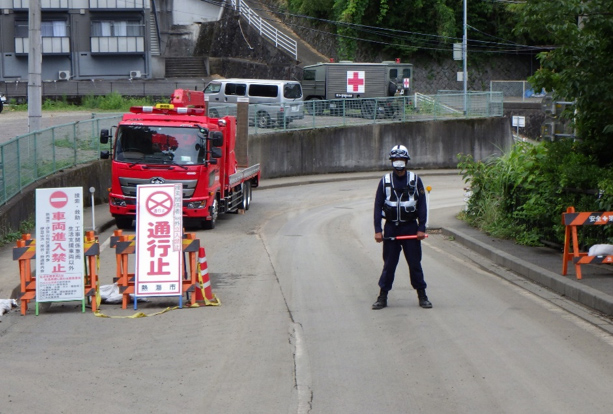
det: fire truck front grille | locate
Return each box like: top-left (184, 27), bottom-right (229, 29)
top-left (118, 177), bottom-right (198, 198)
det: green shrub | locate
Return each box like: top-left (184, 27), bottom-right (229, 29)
top-left (459, 139), bottom-right (611, 247)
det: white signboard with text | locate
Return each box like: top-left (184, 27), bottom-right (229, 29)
top-left (35, 187), bottom-right (85, 302)
top-left (135, 184), bottom-right (183, 297)
top-left (512, 116), bottom-right (526, 128)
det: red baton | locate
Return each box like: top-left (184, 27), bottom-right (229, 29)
top-left (384, 234), bottom-right (428, 241)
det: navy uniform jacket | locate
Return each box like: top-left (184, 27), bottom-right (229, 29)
top-left (374, 171), bottom-right (427, 235)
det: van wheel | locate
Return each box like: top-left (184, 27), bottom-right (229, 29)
top-left (203, 198), bottom-right (218, 230)
top-left (210, 109), bottom-right (219, 118)
top-left (115, 215), bottom-right (133, 229)
top-left (257, 112), bottom-right (271, 129)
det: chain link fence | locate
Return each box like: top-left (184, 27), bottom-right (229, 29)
top-left (208, 91), bottom-right (504, 133)
top-left (0, 114), bottom-right (122, 205)
top-left (0, 91), bottom-right (502, 206)
top-left (490, 81), bottom-right (546, 101)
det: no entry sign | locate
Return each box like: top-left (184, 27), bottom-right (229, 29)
top-left (135, 184), bottom-right (183, 297)
top-left (49, 190), bottom-right (69, 209)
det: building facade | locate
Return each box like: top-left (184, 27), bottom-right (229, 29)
top-left (0, 0), bottom-right (224, 82)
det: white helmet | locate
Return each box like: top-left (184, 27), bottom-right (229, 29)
top-left (389, 145), bottom-right (410, 160)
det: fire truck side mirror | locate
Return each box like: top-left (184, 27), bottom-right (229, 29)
top-left (211, 147), bottom-right (222, 159)
top-left (100, 150), bottom-right (110, 159)
top-left (100, 129), bottom-right (110, 144)
top-left (210, 131), bottom-right (224, 147)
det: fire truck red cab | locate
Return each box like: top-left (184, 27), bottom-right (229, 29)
top-left (100, 96), bottom-right (260, 230)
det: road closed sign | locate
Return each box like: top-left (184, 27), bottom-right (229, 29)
top-left (135, 184), bottom-right (183, 297)
top-left (35, 187), bottom-right (84, 302)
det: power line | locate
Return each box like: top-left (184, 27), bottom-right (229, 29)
top-left (197, 0), bottom-right (544, 55)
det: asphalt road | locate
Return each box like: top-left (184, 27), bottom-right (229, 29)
top-left (2, 175), bottom-right (613, 413)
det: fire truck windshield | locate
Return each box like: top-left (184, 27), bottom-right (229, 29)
top-left (114, 125), bottom-right (206, 165)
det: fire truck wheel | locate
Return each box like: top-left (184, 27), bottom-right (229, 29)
top-left (257, 112), bottom-right (271, 129)
top-left (115, 215), bottom-right (134, 229)
top-left (241, 181), bottom-right (252, 211)
top-left (203, 198), bottom-right (219, 230)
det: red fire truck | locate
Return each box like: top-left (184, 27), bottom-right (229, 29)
top-left (100, 91), bottom-right (260, 230)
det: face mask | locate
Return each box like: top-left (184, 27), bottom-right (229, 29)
top-left (392, 160), bottom-right (406, 170)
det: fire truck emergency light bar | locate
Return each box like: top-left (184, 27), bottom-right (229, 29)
top-left (129, 104), bottom-right (205, 116)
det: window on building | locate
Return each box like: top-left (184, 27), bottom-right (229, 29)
top-left (15, 20), bottom-right (67, 37)
top-left (91, 21), bottom-right (143, 37)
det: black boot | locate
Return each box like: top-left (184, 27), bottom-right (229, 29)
top-left (417, 289), bottom-right (432, 308)
top-left (372, 289), bottom-right (388, 310)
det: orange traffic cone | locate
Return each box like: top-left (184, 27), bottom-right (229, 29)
top-left (195, 247), bottom-right (220, 306)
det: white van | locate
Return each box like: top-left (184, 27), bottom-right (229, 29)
top-left (204, 79), bottom-right (304, 128)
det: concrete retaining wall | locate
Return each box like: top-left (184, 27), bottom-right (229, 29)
top-left (0, 117), bottom-right (511, 238)
top-left (0, 161), bottom-right (112, 237)
top-left (250, 117), bottom-right (512, 178)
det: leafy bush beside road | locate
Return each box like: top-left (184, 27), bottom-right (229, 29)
top-left (459, 140), bottom-right (613, 248)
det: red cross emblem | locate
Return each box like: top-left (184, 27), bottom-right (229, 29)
top-left (347, 71), bottom-right (365, 93)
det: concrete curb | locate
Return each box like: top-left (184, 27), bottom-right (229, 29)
top-left (443, 227), bottom-right (613, 316)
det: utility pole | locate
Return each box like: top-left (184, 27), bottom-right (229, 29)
top-left (463, 0), bottom-right (468, 115)
top-left (28, 0), bottom-right (42, 132)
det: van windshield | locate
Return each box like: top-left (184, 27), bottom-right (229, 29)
top-left (204, 83), bottom-right (221, 93)
top-left (114, 125), bottom-right (206, 166)
top-left (284, 83), bottom-right (302, 99)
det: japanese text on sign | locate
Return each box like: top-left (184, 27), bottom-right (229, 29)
top-left (35, 188), bottom-right (85, 302)
top-left (135, 184), bottom-right (183, 296)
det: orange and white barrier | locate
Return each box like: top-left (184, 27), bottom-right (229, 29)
top-left (195, 247), bottom-right (220, 306)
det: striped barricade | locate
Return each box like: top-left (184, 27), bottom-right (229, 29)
top-left (562, 206), bottom-right (613, 280)
top-left (113, 231), bottom-right (200, 309)
top-left (13, 232), bottom-right (101, 315)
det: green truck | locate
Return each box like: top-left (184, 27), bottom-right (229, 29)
top-left (301, 61), bottom-right (414, 118)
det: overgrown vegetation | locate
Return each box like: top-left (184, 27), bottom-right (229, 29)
top-left (0, 217), bottom-right (35, 247)
top-left (6, 92), bottom-right (156, 112)
top-left (457, 0), bottom-right (613, 248)
top-left (286, 0), bottom-right (524, 60)
top-left (459, 140), bottom-right (613, 248)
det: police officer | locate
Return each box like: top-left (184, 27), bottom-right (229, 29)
top-left (372, 145), bottom-right (432, 309)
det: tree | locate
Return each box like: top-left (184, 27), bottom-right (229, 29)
top-left (285, 0), bottom-right (521, 61)
top-left (515, 0), bottom-right (613, 166)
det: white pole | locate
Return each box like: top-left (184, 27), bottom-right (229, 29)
top-left (463, 0), bottom-right (468, 115)
top-left (28, 0), bottom-right (42, 132)
top-left (89, 187), bottom-right (96, 231)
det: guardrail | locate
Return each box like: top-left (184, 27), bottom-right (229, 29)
top-left (229, 0), bottom-right (298, 60)
top-left (208, 91), bottom-right (503, 133)
top-left (0, 91), bottom-right (502, 207)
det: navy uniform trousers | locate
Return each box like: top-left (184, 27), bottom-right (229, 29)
top-left (378, 219), bottom-right (427, 292)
